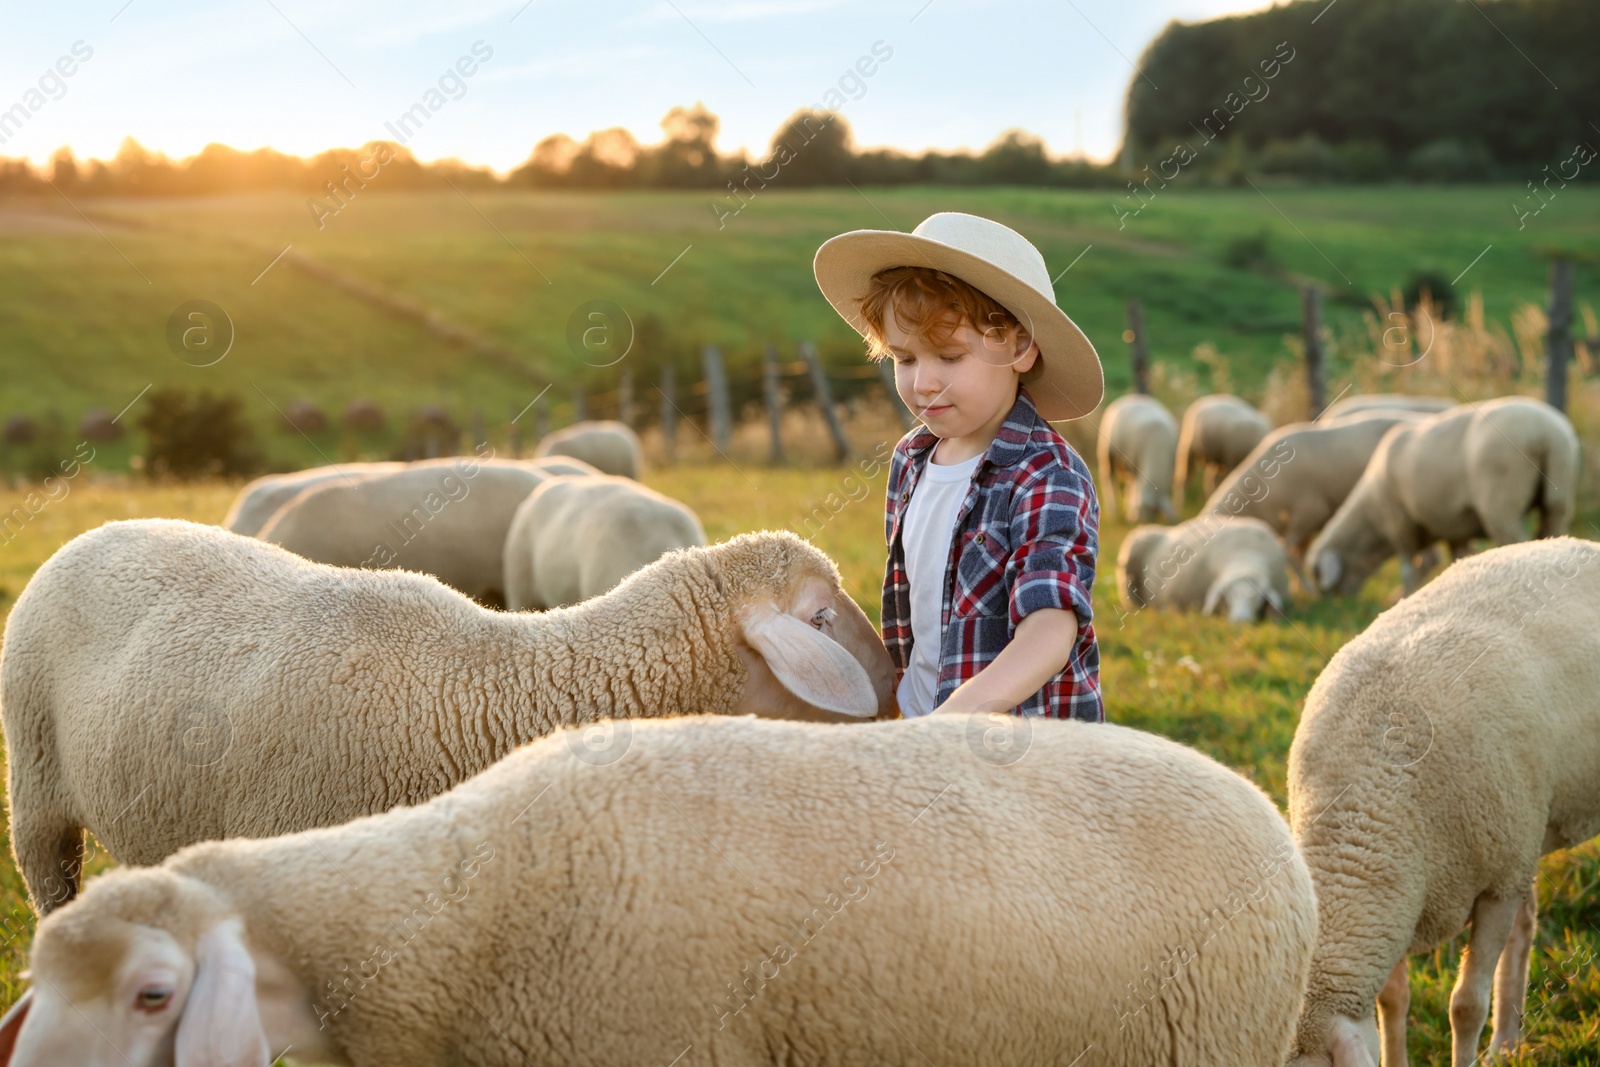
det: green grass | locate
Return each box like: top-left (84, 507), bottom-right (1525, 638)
top-left (1, 469), bottom-right (1597, 1062)
top-left (3, 184), bottom-right (1597, 472)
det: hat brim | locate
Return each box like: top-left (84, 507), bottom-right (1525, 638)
top-left (813, 228), bottom-right (1104, 421)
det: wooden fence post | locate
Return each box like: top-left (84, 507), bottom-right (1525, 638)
top-left (619, 367), bottom-right (634, 427)
top-left (534, 393), bottom-right (548, 444)
top-left (1546, 259), bottom-right (1573, 414)
top-left (573, 385), bottom-right (587, 424)
top-left (702, 346), bottom-right (732, 453)
top-left (659, 364), bottom-right (677, 464)
top-left (472, 410), bottom-right (487, 454)
top-left (1125, 301), bottom-right (1150, 395)
top-left (762, 342), bottom-right (785, 465)
top-left (877, 357), bottom-right (912, 430)
top-left (508, 405), bottom-right (521, 458)
top-left (802, 340), bottom-right (850, 462)
top-left (1302, 286), bottom-right (1326, 417)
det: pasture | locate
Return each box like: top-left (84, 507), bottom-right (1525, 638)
top-left (1, 455), bottom-right (1598, 1064)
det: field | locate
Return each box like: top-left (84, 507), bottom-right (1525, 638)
top-left (2, 181), bottom-right (1599, 1061)
top-left (2, 184), bottom-right (1597, 474)
top-left (1, 457), bottom-right (1598, 1064)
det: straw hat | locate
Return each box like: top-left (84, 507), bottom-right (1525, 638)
top-left (813, 211), bottom-right (1103, 421)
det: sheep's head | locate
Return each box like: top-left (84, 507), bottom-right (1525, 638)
top-left (697, 530), bottom-right (897, 722)
top-left (0, 868), bottom-right (304, 1067)
top-left (1307, 515), bottom-right (1390, 598)
top-left (1201, 569), bottom-right (1284, 622)
top-left (1115, 526), bottom-right (1166, 608)
top-left (1284, 1012), bottom-right (1381, 1067)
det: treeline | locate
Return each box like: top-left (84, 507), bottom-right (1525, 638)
top-left (1124, 0), bottom-right (1600, 182)
top-left (0, 105), bottom-right (1115, 199)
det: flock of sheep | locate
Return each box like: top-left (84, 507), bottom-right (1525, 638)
top-left (0, 395), bottom-right (1592, 1066)
top-left (1103, 390), bottom-right (1579, 616)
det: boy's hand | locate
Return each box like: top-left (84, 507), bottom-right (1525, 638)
top-left (932, 607), bottom-right (1079, 716)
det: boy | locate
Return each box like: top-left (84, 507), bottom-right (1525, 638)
top-left (813, 211), bottom-right (1104, 720)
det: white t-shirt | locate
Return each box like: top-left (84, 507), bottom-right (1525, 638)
top-left (895, 450), bottom-right (984, 718)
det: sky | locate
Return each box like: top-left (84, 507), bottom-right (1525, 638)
top-left (0, 0), bottom-right (1281, 174)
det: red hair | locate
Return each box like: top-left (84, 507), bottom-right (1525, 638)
top-left (857, 266), bottom-right (1041, 381)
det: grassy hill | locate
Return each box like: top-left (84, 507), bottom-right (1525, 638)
top-left (2, 184), bottom-right (1596, 471)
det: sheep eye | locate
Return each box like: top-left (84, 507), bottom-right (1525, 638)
top-left (811, 606), bottom-right (835, 629)
top-left (134, 986), bottom-right (172, 1012)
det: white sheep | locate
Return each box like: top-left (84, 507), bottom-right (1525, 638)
top-left (1317, 393), bottom-right (1454, 422)
top-left (1097, 393), bottom-right (1179, 523)
top-left (533, 419), bottom-right (643, 478)
top-left (503, 474), bottom-right (706, 611)
top-left (1116, 515), bottom-right (1289, 622)
top-left (1200, 412), bottom-right (1425, 578)
top-left (227, 457), bottom-right (594, 543)
top-left (1173, 394), bottom-right (1271, 503)
top-left (1309, 397), bottom-right (1578, 596)
top-left (254, 456), bottom-right (564, 607)
top-left (1286, 537), bottom-right (1600, 1067)
top-left (0, 520), bottom-right (897, 914)
top-left (221, 462), bottom-right (402, 536)
top-left (0, 712), bottom-right (1317, 1067)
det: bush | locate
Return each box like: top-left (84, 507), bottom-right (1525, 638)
top-left (281, 398), bottom-right (327, 434)
top-left (341, 397), bottom-right (386, 431)
top-left (1257, 134), bottom-right (1340, 180)
top-left (1402, 269), bottom-right (1459, 319)
top-left (1334, 139), bottom-right (1391, 182)
top-left (79, 408), bottom-right (124, 442)
top-left (1222, 229), bottom-right (1279, 274)
top-left (2, 414), bottom-right (36, 446)
top-left (393, 404), bottom-right (460, 459)
top-left (1405, 138), bottom-right (1495, 183)
top-left (135, 388), bottom-right (262, 479)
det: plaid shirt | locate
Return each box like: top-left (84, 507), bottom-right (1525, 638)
top-left (882, 384), bottom-right (1101, 720)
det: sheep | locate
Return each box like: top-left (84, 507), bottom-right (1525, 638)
top-left (1097, 394), bottom-right (1178, 523)
top-left (1317, 393), bottom-right (1453, 422)
top-left (255, 455), bottom-right (574, 607)
top-left (0, 520), bottom-right (898, 915)
top-left (1173, 394), bottom-right (1271, 503)
top-left (0, 711), bottom-right (1317, 1067)
top-left (503, 474), bottom-right (706, 611)
top-left (1200, 412), bottom-right (1427, 580)
top-left (221, 462), bottom-right (403, 536)
top-left (1308, 397), bottom-right (1578, 597)
top-left (225, 456), bottom-right (595, 540)
top-left (533, 419), bottom-right (643, 478)
top-left (1285, 537), bottom-right (1600, 1067)
top-left (1116, 516), bottom-right (1289, 622)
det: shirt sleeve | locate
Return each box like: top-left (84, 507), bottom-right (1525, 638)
top-left (1007, 463), bottom-right (1098, 630)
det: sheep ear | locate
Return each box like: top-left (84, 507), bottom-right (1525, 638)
top-left (740, 603), bottom-right (878, 718)
top-left (176, 920), bottom-right (269, 1067)
top-left (0, 989), bottom-right (32, 1066)
top-left (1201, 576), bottom-right (1230, 616)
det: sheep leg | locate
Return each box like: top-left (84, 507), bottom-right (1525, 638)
top-left (1449, 892), bottom-right (1520, 1067)
top-left (1377, 956), bottom-right (1410, 1066)
top-left (13, 816), bottom-right (86, 915)
top-left (1488, 890), bottom-right (1537, 1054)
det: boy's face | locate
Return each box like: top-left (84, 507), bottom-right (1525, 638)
top-left (883, 310), bottom-right (1039, 442)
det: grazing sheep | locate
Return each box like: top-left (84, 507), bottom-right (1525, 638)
top-left (224, 456), bottom-right (594, 540)
top-left (1201, 412), bottom-right (1426, 578)
top-left (256, 456), bottom-right (563, 607)
top-left (1116, 516), bottom-right (1289, 622)
top-left (534, 419), bottom-right (643, 478)
top-left (221, 462), bottom-right (402, 536)
top-left (1309, 397), bottom-right (1577, 596)
top-left (1317, 393), bottom-right (1453, 423)
top-left (0, 712), bottom-right (1317, 1067)
top-left (0, 520), bottom-right (896, 914)
top-left (1097, 394), bottom-right (1178, 523)
top-left (1174, 394), bottom-right (1271, 502)
top-left (1286, 538), bottom-right (1600, 1067)
top-left (504, 474), bottom-right (706, 611)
